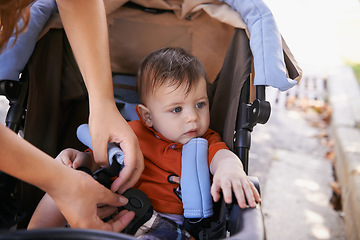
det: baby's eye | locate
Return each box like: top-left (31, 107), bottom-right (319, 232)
top-left (196, 102), bottom-right (205, 109)
top-left (172, 107), bottom-right (182, 113)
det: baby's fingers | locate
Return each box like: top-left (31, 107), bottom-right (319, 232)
top-left (232, 180), bottom-right (247, 208)
top-left (211, 180), bottom-right (234, 205)
top-left (250, 181), bottom-right (261, 203)
top-left (72, 152), bottom-right (93, 170)
top-left (242, 180), bottom-right (260, 208)
top-left (59, 158), bottom-right (73, 167)
top-left (210, 182), bottom-right (221, 203)
top-left (56, 152), bottom-right (74, 167)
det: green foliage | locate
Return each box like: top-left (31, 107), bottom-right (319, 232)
top-left (350, 63), bottom-right (360, 84)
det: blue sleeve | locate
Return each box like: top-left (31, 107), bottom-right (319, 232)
top-left (181, 138), bottom-right (213, 219)
top-left (221, 0), bottom-right (297, 91)
top-left (0, 0), bottom-right (57, 80)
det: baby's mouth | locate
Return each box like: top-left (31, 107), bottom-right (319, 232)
top-left (185, 129), bottom-right (198, 137)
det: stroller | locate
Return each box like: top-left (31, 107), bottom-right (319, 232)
top-left (0, 0), bottom-right (302, 239)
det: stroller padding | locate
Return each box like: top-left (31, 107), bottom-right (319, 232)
top-left (221, 0), bottom-right (301, 90)
top-left (181, 138), bottom-right (213, 219)
top-left (226, 204), bottom-right (265, 240)
top-left (209, 29), bottom-right (252, 150)
top-left (113, 74), bottom-right (139, 121)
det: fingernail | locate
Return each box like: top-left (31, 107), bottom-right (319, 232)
top-left (119, 196), bottom-right (128, 204)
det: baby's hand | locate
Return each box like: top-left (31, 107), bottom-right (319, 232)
top-left (210, 149), bottom-right (261, 208)
top-left (56, 148), bottom-right (98, 172)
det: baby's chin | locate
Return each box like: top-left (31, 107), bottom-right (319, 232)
top-left (179, 136), bottom-right (202, 145)
top-left (182, 130), bottom-right (209, 144)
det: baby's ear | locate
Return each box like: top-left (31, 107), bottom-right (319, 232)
top-left (137, 104), bottom-right (153, 127)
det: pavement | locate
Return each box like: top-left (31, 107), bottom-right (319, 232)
top-left (249, 76), bottom-right (347, 240)
top-left (327, 66), bottom-right (360, 240)
top-left (0, 96), bottom-right (9, 125)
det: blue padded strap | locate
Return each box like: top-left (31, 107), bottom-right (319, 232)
top-left (76, 124), bottom-right (124, 166)
top-left (221, 0), bottom-right (297, 91)
top-left (114, 99), bottom-right (139, 121)
top-left (181, 138), bottom-right (213, 219)
top-left (76, 124), bottom-right (93, 150)
top-left (0, 0), bottom-right (57, 80)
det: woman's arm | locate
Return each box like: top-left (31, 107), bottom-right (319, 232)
top-left (0, 124), bottom-right (134, 231)
top-left (56, 0), bottom-right (144, 193)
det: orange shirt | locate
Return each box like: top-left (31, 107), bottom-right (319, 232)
top-left (129, 119), bottom-right (228, 215)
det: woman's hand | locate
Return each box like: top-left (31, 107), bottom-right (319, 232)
top-left (89, 101), bottom-right (144, 194)
top-left (49, 167), bottom-right (135, 231)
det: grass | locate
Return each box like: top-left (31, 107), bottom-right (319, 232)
top-left (350, 63), bottom-right (360, 84)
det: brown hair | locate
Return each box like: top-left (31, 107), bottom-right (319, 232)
top-left (0, 0), bottom-right (33, 51)
top-left (137, 47), bottom-right (207, 104)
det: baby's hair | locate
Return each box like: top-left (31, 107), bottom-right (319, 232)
top-left (137, 47), bottom-right (207, 104)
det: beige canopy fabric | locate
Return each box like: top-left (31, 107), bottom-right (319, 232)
top-left (40, 0), bottom-right (301, 84)
top-left (106, 0), bottom-right (245, 82)
top-left (105, 0), bottom-right (247, 28)
top-left (106, 4), bottom-right (234, 82)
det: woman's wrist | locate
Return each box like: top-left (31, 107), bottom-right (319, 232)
top-left (38, 161), bottom-right (74, 195)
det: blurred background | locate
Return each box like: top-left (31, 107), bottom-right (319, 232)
top-left (250, 0), bottom-right (360, 239)
top-left (266, 0), bottom-right (360, 74)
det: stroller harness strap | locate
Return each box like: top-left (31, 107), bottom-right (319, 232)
top-left (181, 138), bottom-right (213, 219)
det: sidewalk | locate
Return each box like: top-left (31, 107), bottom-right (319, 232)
top-left (249, 75), bottom-right (346, 240)
top-left (250, 66), bottom-right (360, 240)
top-left (260, 0), bottom-right (360, 239)
top-left (328, 66), bottom-right (360, 240)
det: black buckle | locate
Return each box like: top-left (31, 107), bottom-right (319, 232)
top-left (120, 189), bottom-right (153, 235)
top-left (92, 159), bottom-right (122, 189)
top-left (78, 161), bottom-right (153, 235)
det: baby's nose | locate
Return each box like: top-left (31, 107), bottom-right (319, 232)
top-left (185, 109), bottom-right (198, 123)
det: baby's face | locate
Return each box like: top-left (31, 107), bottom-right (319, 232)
top-left (145, 77), bottom-right (210, 144)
